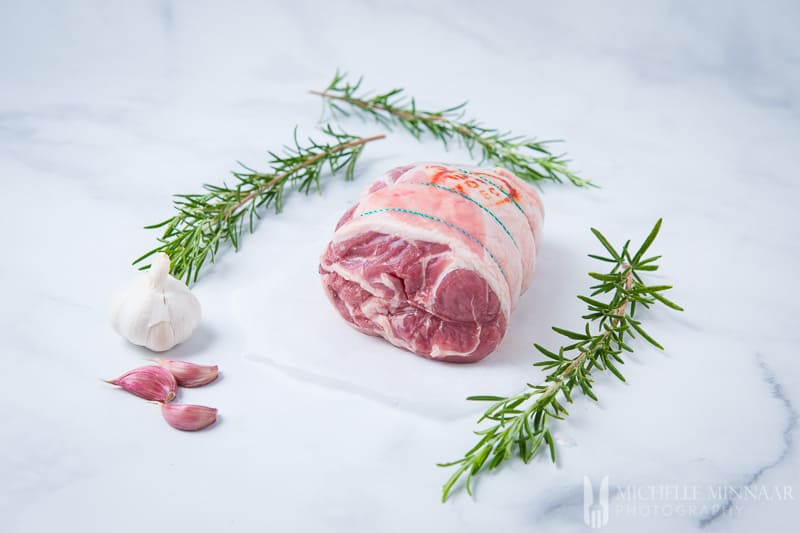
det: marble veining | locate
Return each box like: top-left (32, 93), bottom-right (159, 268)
top-left (698, 354), bottom-right (799, 527)
top-left (1, 1), bottom-right (798, 532)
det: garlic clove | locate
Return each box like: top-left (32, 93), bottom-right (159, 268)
top-left (105, 365), bottom-right (177, 402)
top-left (161, 403), bottom-right (218, 431)
top-left (147, 322), bottom-right (176, 353)
top-left (154, 358), bottom-right (218, 387)
top-left (110, 252), bottom-right (201, 352)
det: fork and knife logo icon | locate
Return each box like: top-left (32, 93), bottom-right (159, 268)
top-left (583, 475), bottom-right (610, 528)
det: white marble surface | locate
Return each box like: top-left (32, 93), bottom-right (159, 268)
top-left (2, 1), bottom-right (799, 531)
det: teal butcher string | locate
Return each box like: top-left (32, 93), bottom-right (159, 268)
top-left (358, 207), bottom-right (506, 280)
top-left (406, 181), bottom-right (519, 250)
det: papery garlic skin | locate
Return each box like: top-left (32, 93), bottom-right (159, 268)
top-left (161, 403), bottom-right (218, 431)
top-left (105, 365), bottom-right (177, 402)
top-left (155, 358), bottom-right (218, 387)
top-left (111, 253), bottom-right (201, 352)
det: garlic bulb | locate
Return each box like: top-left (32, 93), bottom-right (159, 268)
top-left (111, 253), bottom-right (201, 352)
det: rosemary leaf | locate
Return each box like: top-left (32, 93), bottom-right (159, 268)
top-left (312, 72), bottom-right (593, 188)
top-left (133, 126), bottom-right (384, 283)
top-left (438, 218), bottom-right (682, 502)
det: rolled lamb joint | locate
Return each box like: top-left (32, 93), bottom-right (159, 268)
top-left (319, 163), bottom-right (544, 362)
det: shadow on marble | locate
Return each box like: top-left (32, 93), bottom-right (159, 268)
top-left (235, 237), bottom-right (591, 420)
top-left (160, 323), bottom-right (217, 359)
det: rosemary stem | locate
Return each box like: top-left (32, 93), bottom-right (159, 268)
top-left (312, 89), bottom-right (504, 152)
top-left (541, 264), bottom-right (634, 399)
top-left (439, 220), bottom-right (681, 501)
top-left (222, 133), bottom-right (385, 220)
top-left (310, 90), bottom-right (430, 122)
top-left (312, 72), bottom-right (592, 187)
top-left (135, 127), bottom-right (385, 283)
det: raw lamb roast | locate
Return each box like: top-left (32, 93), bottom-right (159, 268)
top-left (319, 163), bottom-right (544, 362)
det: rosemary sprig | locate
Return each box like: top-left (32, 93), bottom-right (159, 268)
top-left (133, 126), bottom-right (384, 283)
top-left (439, 219), bottom-right (683, 502)
top-left (312, 72), bottom-right (592, 188)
